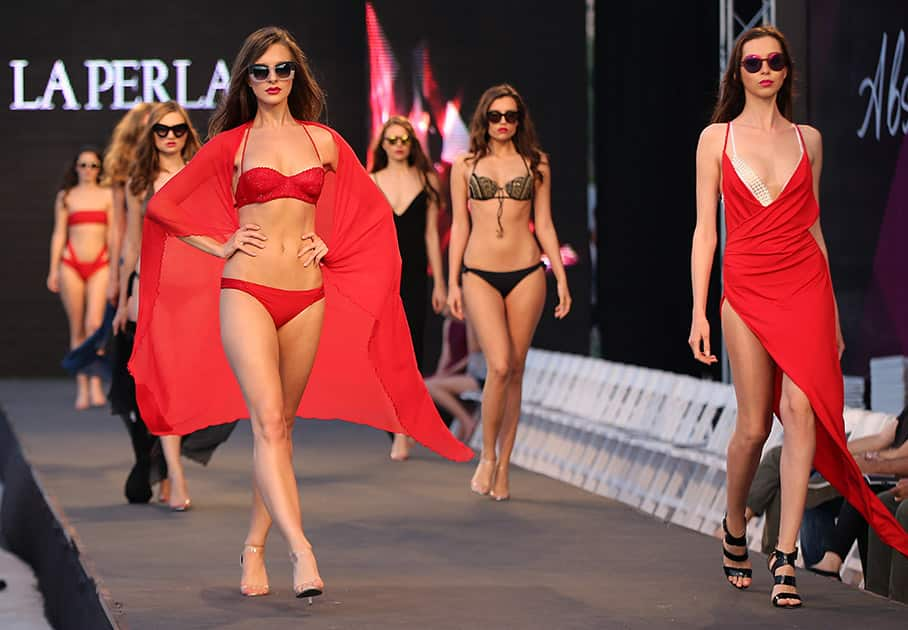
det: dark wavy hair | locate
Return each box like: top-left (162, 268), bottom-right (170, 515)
top-left (128, 101), bottom-right (200, 197)
top-left (711, 25), bottom-right (795, 123)
top-left (467, 84), bottom-right (545, 182)
top-left (208, 26), bottom-right (325, 137)
top-left (369, 116), bottom-right (440, 205)
top-left (60, 146), bottom-right (103, 196)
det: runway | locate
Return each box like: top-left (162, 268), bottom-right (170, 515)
top-left (1, 379), bottom-right (905, 629)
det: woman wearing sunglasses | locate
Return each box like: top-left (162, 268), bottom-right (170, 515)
top-left (369, 115), bottom-right (447, 461)
top-left (130, 26), bottom-right (471, 602)
top-left (448, 84), bottom-right (571, 501)
top-left (690, 26), bottom-right (908, 608)
top-left (47, 147), bottom-right (114, 410)
top-left (114, 100), bottom-right (202, 511)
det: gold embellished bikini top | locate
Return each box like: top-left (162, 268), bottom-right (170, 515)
top-left (468, 156), bottom-right (534, 237)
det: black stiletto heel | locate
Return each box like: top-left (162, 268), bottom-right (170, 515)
top-left (768, 547), bottom-right (803, 609)
top-left (722, 516), bottom-right (752, 589)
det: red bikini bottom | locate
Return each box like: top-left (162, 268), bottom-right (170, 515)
top-left (61, 242), bottom-right (108, 281)
top-left (220, 278), bottom-right (325, 329)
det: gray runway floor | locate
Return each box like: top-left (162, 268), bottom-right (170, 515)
top-left (1, 379), bottom-right (905, 629)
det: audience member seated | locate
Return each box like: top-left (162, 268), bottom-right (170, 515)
top-left (425, 314), bottom-right (485, 443)
top-left (865, 478), bottom-right (908, 604)
top-left (807, 410), bottom-right (908, 594)
top-left (723, 409), bottom-right (904, 566)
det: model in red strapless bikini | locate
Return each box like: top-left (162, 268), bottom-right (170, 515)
top-left (47, 147), bottom-right (112, 411)
top-left (691, 26), bottom-right (908, 609)
top-left (132, 27), bottom-right (471, 604)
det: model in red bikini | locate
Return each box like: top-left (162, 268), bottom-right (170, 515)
top-left (690, 26), bottom-right (908, 608)
top-left (47, 147), bottom-right (113, 410)
top-left (130, 26), bottom-right (471, 602)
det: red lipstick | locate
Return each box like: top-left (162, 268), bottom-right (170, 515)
top-left (266, 87), bottom-right (281, 95)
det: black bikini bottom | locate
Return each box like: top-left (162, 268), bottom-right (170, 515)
top-left (461, 262), bottom-right (544, 298)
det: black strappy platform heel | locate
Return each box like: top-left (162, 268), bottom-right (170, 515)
top-left (768, 547), bottom-right (803, 609)
top-left (722, 516), bottom-right (752, 589)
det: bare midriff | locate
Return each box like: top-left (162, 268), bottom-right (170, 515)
top-left (463, 197), bottom-right (540, 270)
top-left (66, 222), bottom-right (107, 261)
top-left (223, 197), bottom-right (323, 290)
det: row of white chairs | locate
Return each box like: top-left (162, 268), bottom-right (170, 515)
top-left (468, 348), bottom-right (895, 584)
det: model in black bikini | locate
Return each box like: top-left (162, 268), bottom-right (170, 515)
top-left (448, 84), bottom-right (571, 500)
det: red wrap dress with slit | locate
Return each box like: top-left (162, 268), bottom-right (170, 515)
top-left (128, 121), bottom-right (472, 463)
top-left (721, 122), bottom-right (908, 557)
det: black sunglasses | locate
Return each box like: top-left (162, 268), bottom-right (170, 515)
top-left (77, 161), bottom-right (100, 168)
top-left (741, 52), bottom-right (786, 74)
top-left (383, 134), bottom-right (411, 146)
top-left (486, 110), bottom-right (520, 124)
top-left (152, 123), bottom-right (189, 138)
top-left (248, 61), bottom-right (296, 83)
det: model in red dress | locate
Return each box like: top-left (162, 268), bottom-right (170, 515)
top-left (129, 26), bottom-right (471, 602)
top-left (690, 26), bottom-right (908, 608)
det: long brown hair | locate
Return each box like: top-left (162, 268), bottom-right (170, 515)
top-left (128, 101), bottom-right (200, 197)
top-left (467, 84), bottom-right (545, 182)
top-left (208, 26), bottom-right (325, 137)
top-left (711, 26), bottom-right (795, 123)
top-left (103, 102), bottom-right (154, 186)
top-left (369, 115), bottom-right (440, 205)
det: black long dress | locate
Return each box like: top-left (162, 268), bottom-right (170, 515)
top-left (393, 189), bottom-right (429, 370)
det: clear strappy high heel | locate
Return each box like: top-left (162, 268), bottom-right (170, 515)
top-left (290, 547), bottom-right (324, 604)
top-left (240, 544), bottom-right (270, 597)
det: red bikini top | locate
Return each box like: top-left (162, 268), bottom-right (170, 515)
top-left (67, 210), bottom-right (108, 226)
top-left (234, 123), bottom-right (325, 209)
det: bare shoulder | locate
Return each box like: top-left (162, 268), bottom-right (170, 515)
top-left (425, 169), bottom-right (441, 188)
top-left (304, 124), bottom-right (338, 164)
top-left (698, 123), bottom-right (726, 147)
top-left (797, 124), bottom-right (822, 155)
top-left (451, 152), bottom-right (472, 174)
top-left (55, 189), bottom-right (65, 205)
top-left (537, 151), bottom-right (551, 173)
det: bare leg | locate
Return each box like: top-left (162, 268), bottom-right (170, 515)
top-left (491, 269), bottom-right (546, 500)
top-left (426, 374), bottom-right (482, 440)
top-left (161, 435), bottom-right (190, 510)
top-left (721, 301), bottom-right (775, 588)
top-left (462, 274), bottom-right (511, 494)
top-left (390, 433), bottom-right (412, 461)
top-left (221, 289), bottom-right (324, 595)
top-left (84, 270), bottom-right (109, 406)
top-left (59, 266), bottom-right (88, 409)
top-left (773, 374), bottom-right (816, 606)
top-left (276, 298), bottom-right (325, 593)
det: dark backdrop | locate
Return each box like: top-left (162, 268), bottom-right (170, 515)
top-left (368, 0), bottom-right (591, 367)
top-left (595, 2), bottom-right (720, 377)
top-left (0, 0), bottom-right (588, 377)
top-left (802, 1), bottom-right (908, 376)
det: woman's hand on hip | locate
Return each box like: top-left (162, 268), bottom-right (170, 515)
top-left (298, 232), bottom-right (328, 267)
top-left (223, 224), bottom-right (266, 258)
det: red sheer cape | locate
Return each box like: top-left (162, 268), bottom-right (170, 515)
top-left (721, 124), bottom-right (908, 557)
top-left (129, 121), bottom-right (473, 463)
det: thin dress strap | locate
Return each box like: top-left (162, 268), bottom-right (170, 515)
top-left (238, 125), bottom-right (252, 176)
top-left (793, 124), bottom-right (805, 155)
top-left (727, 121), bottom-right (737, 157)
top-left (300, 123), bottom-right (322, 164)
